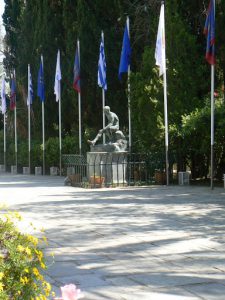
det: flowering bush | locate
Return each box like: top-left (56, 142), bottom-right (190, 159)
top-left (0, 210), bottom-right (54, 299)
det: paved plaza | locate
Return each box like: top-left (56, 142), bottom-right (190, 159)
top-left (1, 174), bottom-right (225, 299)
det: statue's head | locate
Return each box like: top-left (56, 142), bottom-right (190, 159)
top-left (104, 106), bottom-right (110, 113)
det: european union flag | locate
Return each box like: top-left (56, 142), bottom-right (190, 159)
top-left (37, 57), bottom-right (45, 102)
top-left (118, 21), bottom-right (131, 80)
top-left (204, 0), bottom-right (215, 65)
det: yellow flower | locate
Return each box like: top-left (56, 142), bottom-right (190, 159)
top-left (12, 211), bottom-right (23, 220)
top-left (24, 268), bottom-right (29, 273)
top-left (0, 272), bottom-right (4, 280)
top-left (0, 282), bottom-right (4, 292)
top-left (51, 291), bottom-right (56, 297)
top-left (20, 276), bottom-right (29, 285)
top-left (36, 295), bottom-right (47, 300)
top-left (32, 267), bottom-right (39, 277)
top-left (27, 235), bottom-right (38, 246)
top-left (17, 245), bottom-right (24, 252)
top-left (40, 262), bottom-right (46, 269)
top-left (25, 247), bottom-right (31, 256)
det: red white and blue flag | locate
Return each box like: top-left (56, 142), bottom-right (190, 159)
top-left (73, 46), bottom-right (81, 93)
top-left (204, 0), bottom-right (215, 65)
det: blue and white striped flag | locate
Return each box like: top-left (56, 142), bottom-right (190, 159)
top-left (1, 76), bottom-right (6, 114)
top-left (27, 65), bottom-right (34, 106)
top-left (54, 50), bottom-right (62, 102)
top-left (98, 32), bottom-right (107, 90)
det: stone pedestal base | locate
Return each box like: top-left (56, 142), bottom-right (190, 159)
top-left (11, 165), bottom-right (17, 174)
top-left (35, 166), bottom-right (42, 175)
top-left (50, 167), bottom-right (58, 176)
top-left (0, 164), bottom-right (6, 173)
top-left (87, 152), bottom-right (127, 186)
top-left (23, 167), bottom-right (30, 175)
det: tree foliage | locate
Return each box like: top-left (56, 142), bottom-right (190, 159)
top-left (2, 0), bottom-right (225, 179)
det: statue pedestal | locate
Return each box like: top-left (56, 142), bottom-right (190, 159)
top-left (87, 152), bottom-right (128, 186)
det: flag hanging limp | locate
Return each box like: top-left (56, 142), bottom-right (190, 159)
top-left (37, 57), bottom-right (45, 102)
top-left (118, 21), bottom-right (131, 80)
top-left (1, 76), bottom-right (6, 114)
top-left (73, 45), bottom-right (81, 93)
top-left (54, 50), bottom-right (62, 102)
top-left (27, 67), bottom-right (34, 106)
top-left (204, 0), bottom-right (215, 65)
top-left (10, 74), bottom-right (16, 110)
top-left (98, 32), bottom-right (107, 90)
top-left (155, 3), bottom-right (166, 76)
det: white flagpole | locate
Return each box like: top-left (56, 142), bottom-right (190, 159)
top-left (155, 1), bottom-right (169, 185)
top-left (54, 50), bottom-right (62, 176)
top-left (77, 40), bottom-right (82, 155)
top-left (101, 31), bottom-right (106, 144)
top-left (210, 1), bottom-right (215, 190)
top-left (28, 64), bottom-right (31, 173)
top-left (211, 65), bottom-right (215, 189)
top-left (58, 54), bottom-right (62, 176)
top-left (14, 70), bottom-right (17, 172)
top-left (1, 75), bottom-right (6, 171)
top-left (14, 102), bottom-right (17, 169)
top-left (162, 2), bottom-right (169, 186)
top-left (3, 113), bottom-right (6, 170)
top-left (59, 88), bottom-right (62, 176)
top-left (127, 17), bottom-right (132, 151)
top-left (41, 55), bottom-right (45, 175)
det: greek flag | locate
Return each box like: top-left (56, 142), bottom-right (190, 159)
top-left (54, 50), bottom-right (62, 102)
top-left (98, 32), bottom-right (107, 90)
top-left (27, 66), bottom-right (34, 106)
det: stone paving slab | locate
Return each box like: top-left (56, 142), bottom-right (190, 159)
top-left (1, 174), bottom-right (225, 299)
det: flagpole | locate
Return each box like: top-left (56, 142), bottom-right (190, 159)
top-left (77, 40), bottom-right (82, 155)
top-left (210, 0), bottom-right (215, 190)
top-left (161, 1), bottom-right (169, 185)
top-left (3, 113), bottom-right (6, 170)
top-left (210, 65), bottom-right (215, 189)
top-left (58, 52), bottom-right (62, 177)
top-left (14, 99), bottom-right (17, 172)
top-left (12, 70), bottom-right (17, 172)
top-left (127, 17), bottom-right (132, 151)
top-left (101, 31), bottom-right (106, 144)
top-left (41, 55), bottom-right (45, 175)
top-left (163, 70), bottom-right (169, 186)
top-left (28, 64), bottom-right (31, 174)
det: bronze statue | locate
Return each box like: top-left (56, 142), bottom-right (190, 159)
top-left (88, 106), bottom-right (127, 152)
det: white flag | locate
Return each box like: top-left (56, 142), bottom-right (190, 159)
top-left (155, 3), bottom-right (166, 76)
top-left (1, 76), bottom-right (6, 114)
top-left (54, 50), bottom-right (62, 102)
